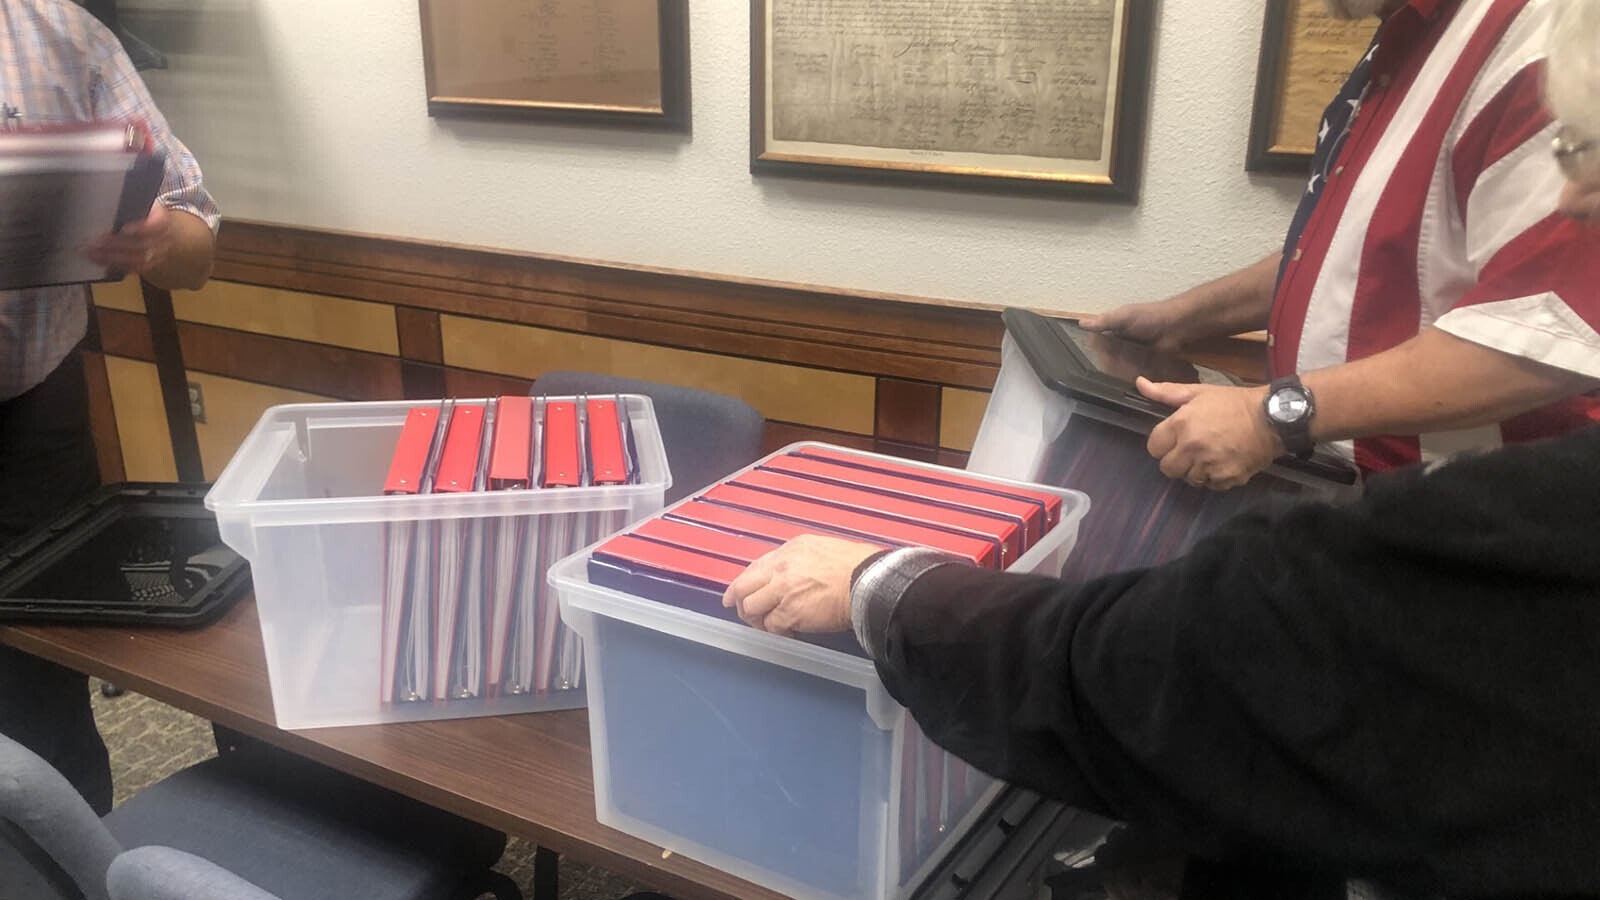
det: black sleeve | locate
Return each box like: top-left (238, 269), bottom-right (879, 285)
top-left (871, 427), bottom-right (1600, 895)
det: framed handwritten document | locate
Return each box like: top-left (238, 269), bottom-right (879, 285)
top-left (751, 0), bottom-right (1156, 201)
top-left (1247, 0), bottom-right (1377, 172)
top-left (418, 0), bottom-right (689, 129)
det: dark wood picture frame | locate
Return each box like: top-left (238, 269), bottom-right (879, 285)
top-left (419, 0), bottom-right (690, 131)
top-left (750, 0), bottom-right (1156, 202)
top-left (1247, 0), bottom-right (1376, 173)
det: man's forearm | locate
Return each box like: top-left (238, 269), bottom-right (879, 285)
top-left (1302, 327), bottom-right (1598, 442)
top-left (1168, 253), bottom-right (1282, 342)
top-left (145, 208), bottom-right (215, 292)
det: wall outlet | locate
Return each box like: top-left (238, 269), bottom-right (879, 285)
top-left (187, 381), bottom-right (207, 424)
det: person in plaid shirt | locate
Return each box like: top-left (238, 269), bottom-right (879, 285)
top-left (0, 0), bottom-right (219, 814)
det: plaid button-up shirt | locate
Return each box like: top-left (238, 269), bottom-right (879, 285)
top-left (0, 0), bottom-right (219, 400)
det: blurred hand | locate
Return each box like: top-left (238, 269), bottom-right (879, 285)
top-left (722, 535), bottom-right (882, 637)
top-left (1078, 299), bottom-right (1189, 354)
top-left (1139, 377), bottom-right (1280, 491)
top-left (84, 202), bottom-right (171, 276)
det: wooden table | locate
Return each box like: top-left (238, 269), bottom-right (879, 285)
top-left (0, 596), bottom-right (788, 900)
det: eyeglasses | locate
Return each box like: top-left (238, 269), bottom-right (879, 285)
top-left (1553, 125), bottom-right (1599, 183)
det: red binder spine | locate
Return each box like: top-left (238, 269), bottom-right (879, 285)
top-left (761, 455), bottom-right (1040, 550)
top-left (731, 469), bottom-right (1020, 566)
top-left (631, 518), bottom-right (780, 564)
top-left (432, 405), bottom-right (487, 493)
top-left (489, 396), bottom-right (533, 489)
top-left (585, 398), bottom-right (629, 486)
top-left (796, 445), bottom-right (1064, 529)
top-left (542, 401), bottom-right (582, 488)
top-left (667, 500), bottom-right (894, 551)
top-left (592, 535), bottom-right (750, 587)
top-left (383, 407), bottom-right (440, 495)
top-left (700, 483), bottom-right (996, 568)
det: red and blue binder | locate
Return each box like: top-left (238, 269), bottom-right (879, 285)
top-left (378, 395), bottom-right (642, 705)
top-left (582, 443), bottom-right (1068, 860)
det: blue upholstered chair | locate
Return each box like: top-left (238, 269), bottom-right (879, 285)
top-left (0, 730), bottom-right (516, 900)
top-left (106, 846), bottom-right (282, 900)
top-left (532, 371), bottom-right (768, 505)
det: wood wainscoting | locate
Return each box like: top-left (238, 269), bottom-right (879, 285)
top-left (88, 220), bottom-right (1267, 482)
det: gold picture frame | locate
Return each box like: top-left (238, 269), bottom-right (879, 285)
top-left (419, 0), bottom-right (690, 130)
top-left (750, 0), bottom-right (1156, 201)
top-left (1247, 0), bottom-right (1377, 172)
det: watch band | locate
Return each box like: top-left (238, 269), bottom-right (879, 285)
top-left (1266, 375), bottom-right (1316, 459)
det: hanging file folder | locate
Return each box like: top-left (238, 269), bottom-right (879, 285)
top-left (535, 399), bottom-right (581, 693)
top-left (447, 400), bottom-right (497, 700)
top-left (386, 399), bottom-right (456, 703)
top-left (431, 404), bottom-right (486, 700)
top-left (486, 396), bottom-right (532, 697)
top-left (371, 392), bottom-right (661, 707)
top-left (586, 397), bottom-right (631, 486)
top-left (489, 396), bottom-right (533, 490)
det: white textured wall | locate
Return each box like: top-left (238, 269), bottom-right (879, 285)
top-left (126, 0), bottom-right (1307, 313)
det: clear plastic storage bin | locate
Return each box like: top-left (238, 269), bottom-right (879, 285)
top-left (549, 445), bottom-right (1090, 900)
top-left (205, 396), bottom-right (670, 730)
top-left (970, 334), bottom-right (1360, 583)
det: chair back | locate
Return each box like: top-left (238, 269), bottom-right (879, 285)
top-left (533, 372), bottom-right (766, 504)
top-left (0, 730), bottom-right (120, 900)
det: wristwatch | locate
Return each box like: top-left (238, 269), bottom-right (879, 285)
top-left (1262, 375), bottom-right (1316, 459)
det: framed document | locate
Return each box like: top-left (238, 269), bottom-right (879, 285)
top-left (750, 0), bottom-right (1156, 201)
top-left (418, 0), bottom-right (690, 130)
top-left (1247, 0), bottom-right (1377, 172)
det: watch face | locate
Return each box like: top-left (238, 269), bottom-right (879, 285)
top-left (1267, 387), bottom-right (1311, 424)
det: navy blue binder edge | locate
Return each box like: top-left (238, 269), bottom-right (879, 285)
top-left (588, 553), bottom-right (865, 658)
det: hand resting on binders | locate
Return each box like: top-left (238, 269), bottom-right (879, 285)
top-left (720, 533), bottom-right (875, 637)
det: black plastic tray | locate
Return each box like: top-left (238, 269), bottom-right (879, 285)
top-left (0, 482), bottom-right (250, 627)
top-left (1002, 308), bottom-right (1357, 485)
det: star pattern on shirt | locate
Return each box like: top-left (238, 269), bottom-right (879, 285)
top-left (1276, 28), bottom-right (1382, 288)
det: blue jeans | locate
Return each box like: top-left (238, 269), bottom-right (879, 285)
top-left (0, 350), bottom-right (111, 814)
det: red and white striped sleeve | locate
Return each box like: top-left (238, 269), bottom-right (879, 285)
top-left (1435, 4), bottom-right (1600, 379)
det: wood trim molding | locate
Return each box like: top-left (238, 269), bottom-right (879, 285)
top-left (103, 222), bottom-right (1270, 476)
top-left (212, 221), bottom-right (1271, 391)
top-left (395, 307), bottom-right (444, 364)
top-left (213, 221), bottom-right (1008, 390)
top-left (96, 307), bottom-right (155, 363)
top-left (177, 323), bottom-right (404, 401)
top-left (97, 307), bottom-right (403, 400)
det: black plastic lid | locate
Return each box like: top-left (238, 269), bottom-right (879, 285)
top-left (0, 482), bottom-right (250, 628)
top-left (1002, 308), bottom-right (1357, 485)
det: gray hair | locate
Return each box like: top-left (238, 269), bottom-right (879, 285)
top-left (1546, 0), bottom-right (1600, 134)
